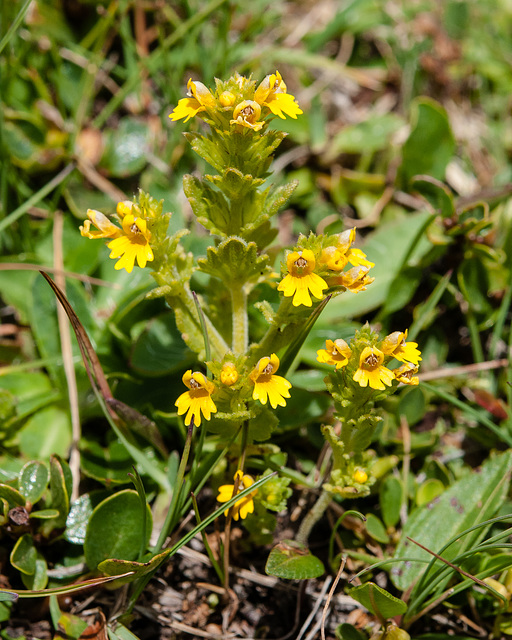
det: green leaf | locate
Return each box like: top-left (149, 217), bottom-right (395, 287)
top-left (107, 622), bottom-right (142, 640)
top-left (18, 461), bottom-right (49, 505)
top-left (416, 479), bottom-right (445, 507)
top-left (397, 387), bottom-right (426, 427)
top-left (30, 509), bottom-right (60, 519)
top-left (80, 440), bottom-right (134, 486)
top-left (265, 540), bottom-right (325, 579)
top-left (84, 490), bottom-right (152, 570)
top-left (65, 491), bottom-right (110, 545)
top-left (197, 237), bottom-right (270, 286)
top-left (392, 450), bottom-right (512, 591)
top-left (335, 623), bottom-right (367, 640)
top-left (97, 549), bottom-right (171, 587)
top-left (99, 118), bottom-right (150, 178)
top-left (21, 552), bottom-right (47, 590)
top-left (130, 314), bottom-right (192, 376)
top-left (349, 581), bottom-right (407, 618)
top-left (411, 176), bottom-right (455, 218)
top-left (0, 484), bottom-right (25, 508)
top-left (326, 113), bottom-right (404, 156)
top-left (365, 513), bottom-right (389, 544)
top-left (401, 98), bottom-right (455, 184)
top-left (11, 534), bottom-right (37, 575)
top-left (380, 476), bottom-right (402, 529)
top-left (318, 211), bottom-right (433, 320)
top-left (18, 407), bottom-right (71, 460)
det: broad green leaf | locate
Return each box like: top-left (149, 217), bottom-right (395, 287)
top-left (318, 212), bottom-right (432, 320)
top-left (11, 534), bottom-right (37, 575)
top-left (365, 513), bottom-right (389, 544)
top-left (265, 540), bottom-right (325, 579)
top-left (80, 440), bottom-right (134, 485)
top-left (18, 407), bottom-right (71, 460)
top-left (349, 581), bottom-right (407, 618)
top-left (0, 484), bottom-right (25, 507)
top-left (84, 490), bottom-right (152, 570)
top-left (40, 455), bottom-right (70, 535)
top-left (30, 509), bottom-right (60, 519)
top-left (0, 371), bottom-right (55, 418)
top-left (100, 118), bottom-right (150, 178)
top-left (401, 98), bottom-right (455, 184)
top-left (18, 461), bottom-right (49, 505)
top-left (397, 387), bottom-right (426, 427)
top-left (380, 476), bottom-right (402, 529)
top-left (411, 176), bottom-right (455, 218)
top-left (392, 451), bottom-right (512, 591)
top-left (326, 113), bottom-right (404, 156)
top-left (130, 314), bottom-right (192, 376)
top-left (65, 491), bottom-right (110, 545)
top-left (21, 552), bottom-right (48, 590)
top-left (335, 623), bottom-right (367, 640)
top-left (416, 479), bottom-right (445, 507)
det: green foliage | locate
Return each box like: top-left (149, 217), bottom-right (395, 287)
top-left (265, 540), bottom-right (325, 579)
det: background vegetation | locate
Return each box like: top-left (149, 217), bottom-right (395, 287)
top-left (1, 0), bottom-right (512, 638)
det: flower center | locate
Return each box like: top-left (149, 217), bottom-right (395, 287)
top-left (365, 354), bottom-right (379, 368)
top-left (130, 223), bottom-right (140, 234)
top-left (241, 106), bottom-right (254, 118)
top-left (189, 378), bottom-right (201, 389)
top-left (294, 256), bottom-right (308, 269)
top-left (262, 364), bottom-right (274, 375)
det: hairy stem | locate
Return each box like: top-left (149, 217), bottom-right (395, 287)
top-left (231, 283), bottom-right (248, 354)
top-left (295, 489), bottom-right (333, 546)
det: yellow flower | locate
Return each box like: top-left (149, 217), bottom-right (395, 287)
top-left (107, 214), bottom-right (154, 273)
top-left (277, 249), bottom-right (328, 307)
top-left (250, 354), bottom-right (292, 409)
top-left (316, 339), bottom-right (352, 369)
top-left (353, 468), bottom-right (368, 484)
top-left (230, 100), bottom-right (264, 131)
top-left (219, 91), bottom-right (235, 107)
top-left (331, 266), bottom-right (374, 292)
top-left (320, 229), bottom-right (374, 271)
top-left (254, 70), bottom-right (303, 120)
top-left (175, 371), bottom-right (217, 426)
top-left (217, 470), bottom-right (257, 520)
top-left (394, 362), bottom-right (420, 386)
top-left (381, 330), bottom-right (422, 365)
top-left (80, 209), bottom-right (122, 240)
top-left (220, 362), bottom-right (239, 386)
top-left (169, 79), bottom-right (216, 122)
top-left (353, 346), bottom-right (394, 391)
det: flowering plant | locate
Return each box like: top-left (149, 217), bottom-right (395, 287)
top-left (78, 71), bottom-right (421, 583)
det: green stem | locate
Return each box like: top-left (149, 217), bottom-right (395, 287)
top-left (154, 422), bottom-right (194, 553)
top-left (231, 283), bottom-right (248, 354)
top-left (295, 488), bottom-right (333, 546)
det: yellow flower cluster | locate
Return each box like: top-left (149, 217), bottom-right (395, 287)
top-left (317, 330), bottom-right (421, 391)
top-left (80, 201), bottom-right (154, 273)
top-left (277, 229), bottom-right (374, 307)
top-left (169, 71), bottom-right (302, 130)
top-left (173, 354), bottom-right (292, 428)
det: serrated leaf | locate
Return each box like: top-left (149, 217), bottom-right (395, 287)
top-left (18, 461), bottom-right (49, 505)
top-left (265, 540), bottom-right (325, 579)
top-left (197, 237), bottom-right (270, 286)
top-left (349, 581), bottom-right (407, 618)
